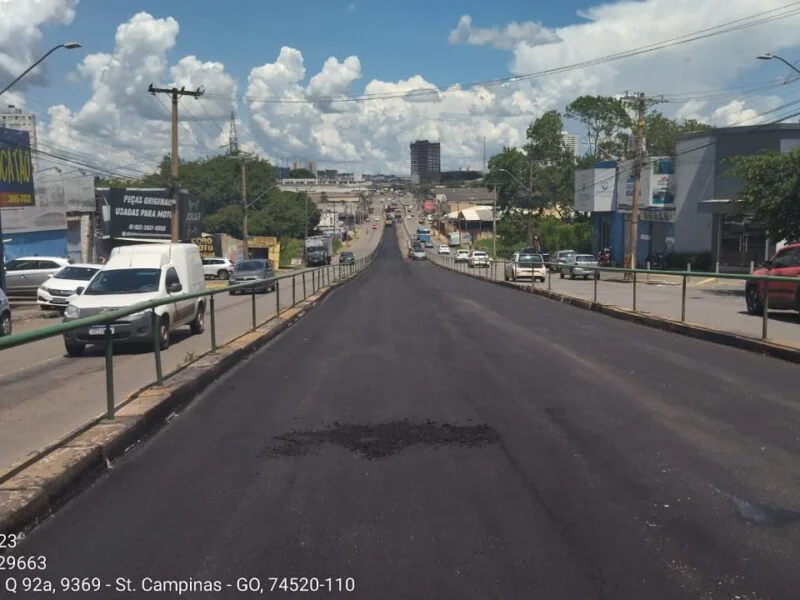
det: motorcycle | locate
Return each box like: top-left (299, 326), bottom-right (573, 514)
top-left (598, 248), bottom-right (613, 267)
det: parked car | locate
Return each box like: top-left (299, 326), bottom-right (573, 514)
top-left (339, 251), bottom-right (355, 265)
top-left (62, 243), bottom-right (206, 356)
top-left (202, 257), bottom-right (235, 280)
top-left (0, 287), bottom-right (11, 337)
top-left (560, 254), bottom-right (600, 280)
top-left (505, 252), bottom-right (546, 282)
top-left (549, 250), bottom-right (576, 272)
top-left (38, 264), bottom-right (103, 311)
top-left (228, 259), bottom-right (276, 295)
top-left (454, 249), bottom-right (470, 263)
top-left (4, 257), bottom-right (71, 295)
top-left (438, 245), bottom-right (451, 255)
top-left (746, 242), bottom-right (800, 315)
top-left (468, 250), bottom-right (490, 268)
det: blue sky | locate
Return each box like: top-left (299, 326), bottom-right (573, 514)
top-left (36, 0), bottom-right (585, 115)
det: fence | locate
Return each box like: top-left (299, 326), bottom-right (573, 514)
top-left (0, 244), bottom-right (382, 422)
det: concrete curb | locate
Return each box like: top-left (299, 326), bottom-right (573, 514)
top-left (0, 248), bottom-right (381, 537)
top-left (429, 257), bottom-right (800, 366)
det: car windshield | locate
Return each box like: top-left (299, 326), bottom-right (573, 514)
top-left (576, 255), bottom-right (596, 263)
top-left (235, 260), bottom-right (267, 272)
top-left (519, 255), bottom-right (543, 265)
top-left (53, 266), bottom-right (99, 281)
top-left (84, 268), bottom-right (160, 295)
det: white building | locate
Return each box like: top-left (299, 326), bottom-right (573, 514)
top-left (1, 105), bottom-right (38, 168)
top-left (561, 132), bottom-right (579, 157)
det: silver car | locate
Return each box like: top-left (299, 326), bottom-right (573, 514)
top-left (4, 257), bottom-right (71, 295)
top-left (0, 287), bottom-right (11, 337)
top-left (560, 254), bottom-right (600, 280)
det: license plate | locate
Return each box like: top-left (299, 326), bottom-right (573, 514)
top-left (88, 326), bottom-right (113, 336)
top-left (52, 298), bottom-right (68, 304)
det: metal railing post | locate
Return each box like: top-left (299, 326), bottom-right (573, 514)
top-left (292, 275), bottom-right (296, 307)
top-left (150, 309), bottom-right (163, 385)
top-left (681, 275), bottom-right (687, 322)
top-left (251, 288), bottom-right (257, 331)
top-left (312, 269), bottom-right (316, 292)
top-left (593, 269), bottom-right (598, 303)
top-left (276, 279), bottom-right (281, 314)
top-left (762, 280), bottom-right (770, 340)
top-left (104, 324), bottom-right (115, 420)
top-left (548, 268), bottom-right (552, 291)
top-left (303, 272), bottom-right (307, 299)
top-left (632, 271), bottom-right (638, 312)
top-left (209, 295), bottom-right (217, 351)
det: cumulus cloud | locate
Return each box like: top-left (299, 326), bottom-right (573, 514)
top-left (4, 0), bottom-right (800, 177)
top-left (0, 0), bottom-right (78, 90)
top-left (448, 15), bottom-right (560, 50)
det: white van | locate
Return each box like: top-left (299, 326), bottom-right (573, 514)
top-left (62, 243), bottom-right (206, 356)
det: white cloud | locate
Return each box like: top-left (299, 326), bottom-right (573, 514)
top-left (448, 15), bottom-right (560, 50)
top-left (4, 0), bottom-right (800, 177)
top-left (0, 0), bottom-right (78, 90)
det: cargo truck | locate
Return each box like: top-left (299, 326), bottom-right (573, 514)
top-left (305, 235), bottom-right (333, 266)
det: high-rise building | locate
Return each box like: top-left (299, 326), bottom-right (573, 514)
top-left (1, 105), bottom-right (38, 168)
top-left (561, 132), bottom-right (579, 158)
top-left (410, 140), bottom-right (441, 184)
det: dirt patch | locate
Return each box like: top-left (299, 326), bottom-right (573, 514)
top-left (263, 418), bottom-right (501, 459)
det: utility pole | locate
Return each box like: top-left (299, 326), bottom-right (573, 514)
top-left (241, 159), bottom-right (248, 259)
top-left (492, 184), bottom-right (497, 260)
top-left (622, 91), bottom-right (662, 273)
top-left (147, 84), bottom-right (204, 242)
top-left (482, 136), bottom-right (487, 175)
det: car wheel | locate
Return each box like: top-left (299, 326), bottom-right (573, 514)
top-left (158, 316), bottom-right (171, 350)
top-left (0, 312), bottom-right (11, 337)
top-left (559, 271), bottom-right (565, 279)
top-left (217, 270), bottom-right (229, 280)
top-left (190, 304), bottom-right (205, 335)
top-left (64, 341), bottom-right (85, 357)
top-left (745, 284), bottom-right (764, 316)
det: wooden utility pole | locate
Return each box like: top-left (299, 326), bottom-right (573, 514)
top-left (241, 158), bottom-right (248, 259)
top-left (628, 92), bottom-right (647, 273)
top-left (147, 84), bottom-right (204, 242)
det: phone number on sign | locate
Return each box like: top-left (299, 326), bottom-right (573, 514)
top-left (2, 576), bottom-right (357, 595)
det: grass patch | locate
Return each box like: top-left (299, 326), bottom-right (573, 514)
top-left (475, 237), bottom-right (517, 259)
top-left (279, 237), bottom-right (305, 268)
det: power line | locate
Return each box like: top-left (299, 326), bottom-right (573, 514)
top-left (202, 2), bottom-right (800, 105)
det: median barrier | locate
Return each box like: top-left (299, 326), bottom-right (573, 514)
top-left (0, 233), bottom-right (383, 536)
top-left (426, 250), bottom-right (800, 365)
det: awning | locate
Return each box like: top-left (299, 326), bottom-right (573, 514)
top-left (697, 198), bottom-right (741, 215)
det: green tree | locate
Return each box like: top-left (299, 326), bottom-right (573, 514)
top-left (566, 95), bottom-right (632, 159)
top-left (731, 149), bottom-right (800, 242)
top-left (289, 168), bottom-right (315, 179)
top-left (524, 110), bottom-right (575, 215)
top-left (645, 112), bottom-right (713, 156)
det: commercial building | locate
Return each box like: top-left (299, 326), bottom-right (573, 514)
top-left (574, 123), bottom-right (800, 270)
top-left (561, 132), bottom-right (579, 158)
top-left (0, 105), bottom-right (38, 168)
top-left (410, 140), bottom-right (441, 184)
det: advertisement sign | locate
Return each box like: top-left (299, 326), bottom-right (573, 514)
top-left (248, 235), bottom-right (278, 249)
top-left (192, 236), bottom-right (216, 257)
top-left (106, 188), bottom-right (203, 240)
top-left (0, 127), bottom-right (35, 207)
top-left (647, 158), bottom-right (674, 207)
top-left (574, 168), bottom-right (616, 212)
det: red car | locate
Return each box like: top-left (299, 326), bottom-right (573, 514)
top-left (746, 242), bottom-right (800, 315)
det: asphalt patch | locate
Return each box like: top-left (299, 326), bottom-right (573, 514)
top-left (263, 418), bottom-right (501, 459)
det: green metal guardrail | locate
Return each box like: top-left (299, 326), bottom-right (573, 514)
top-left (0, 242), bottom-right (382, 421)
top-left (430, 250), bottom-right (799, 343)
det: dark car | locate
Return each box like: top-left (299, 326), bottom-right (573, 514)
top-left (228, 259), bottom-right (276, 295)
top-left (339, 252), bottom-right (355, 265)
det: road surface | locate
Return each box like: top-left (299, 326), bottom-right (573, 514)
top-left (0, 223), bottom-right (381, 473)
top-left (14, 228), bottom-right (800, 599)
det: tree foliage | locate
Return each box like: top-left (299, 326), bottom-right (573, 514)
top-left (645, 112), bottom-right (713, 157)
top-left (731, 149), bottom-right (800, 243)
top-left (566, 95), bottom-right (632, 159)
top-left (289, 168), bottom-right (315, 179)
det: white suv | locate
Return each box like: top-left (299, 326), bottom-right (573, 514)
top-left (438, 245), bottom-right (450, 255)
top-left (468, 251), bottom-right (490, 268)
top-left (202, 257), bottom-right (235, 280)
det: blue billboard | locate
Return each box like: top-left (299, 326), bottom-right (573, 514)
top-left (0, 127), bottom-right (35, 208)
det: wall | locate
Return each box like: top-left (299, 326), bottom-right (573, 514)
top-left (3, 229), bottom-right (67, 261)
top-left (673, 135), bottom-right (715, 253)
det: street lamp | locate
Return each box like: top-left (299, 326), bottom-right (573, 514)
top-left (0, 41), bottom-right (81, 292)
top-left (0, 42), bottom-right (82, 97)
top-left (756, 53), bottom-right (800, 76)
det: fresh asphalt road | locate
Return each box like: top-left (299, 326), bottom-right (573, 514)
top-left (0, 224), bottom-right (381, 473)
top-left (14, 228), bottom-right (800, 599)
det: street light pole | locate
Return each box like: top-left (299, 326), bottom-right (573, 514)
top-left (492, 184), bottom-right (497, 260)
top-left (0, 41), bottom-right (81, 292)
top-left (756, 53), bottom-right (800, 76)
